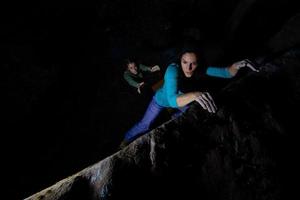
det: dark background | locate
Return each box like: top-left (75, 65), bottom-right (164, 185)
top-left (1, 0), bottom-right (299, 199)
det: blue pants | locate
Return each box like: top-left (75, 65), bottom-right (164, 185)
top-left (124, 97), bottom-right (188, 142)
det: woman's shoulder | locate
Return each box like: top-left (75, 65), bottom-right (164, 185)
top-left (165, 63), bottom-right (180, 78)
top-left (166, 63), bottom-right (179, 71)
top-left (167, 62), bottom-right (179, 67)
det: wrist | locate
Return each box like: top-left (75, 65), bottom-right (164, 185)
top-left (193, 92), bottom-right (201, 100)
top-left (228, 65), bottom-right (238, 76)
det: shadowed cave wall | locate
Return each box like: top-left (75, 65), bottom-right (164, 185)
top-left (1, 0), bottom-right (299, 199)
top-left (25, 48), bottom-right (300, 200)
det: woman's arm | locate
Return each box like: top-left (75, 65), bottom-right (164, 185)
top-left (139, 64), bottom-right (151, 72)
top-left (139, 64), bottom-right (160, 72)
top-left (206, 67), bottom-right (232, 78)
top-left (177, 92), bottom-right (217, 113)
top-left (206, 59), bottom-right (259, 78)
top-left (123, 72), bottom-right (140, 88)
top-left (227, 59), bottom-right (259, 76)
top-left (176, 92), bottom-right (199, 107)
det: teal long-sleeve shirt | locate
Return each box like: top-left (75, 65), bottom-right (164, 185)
top-left (154, 63), bottom-right (232, 108)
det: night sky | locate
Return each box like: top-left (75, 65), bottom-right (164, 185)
top-left (1, 0), bottom-right (299, 199)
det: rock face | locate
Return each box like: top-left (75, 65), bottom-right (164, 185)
top-left (25, 48), bottom-right (300, 200)
top-left (4, 1), bottom-right (299, 199)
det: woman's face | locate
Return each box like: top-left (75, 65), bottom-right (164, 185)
top-left (181, 52), bottom-right (198, 77)
top-left (128, 62), bottom-right (138, 75)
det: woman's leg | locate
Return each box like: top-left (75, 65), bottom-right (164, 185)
top-left (124, 97), bottom-right (164, 142)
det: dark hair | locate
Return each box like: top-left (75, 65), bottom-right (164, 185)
top-left (177, 43), bottom-right (205, 67)
top-left (123, 57), bottom-right (138, 69)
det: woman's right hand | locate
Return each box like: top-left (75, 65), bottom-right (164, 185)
top-left (233, 59), bottom-right (259, 72)
top-left (194, 92), bottom-right (217, 113)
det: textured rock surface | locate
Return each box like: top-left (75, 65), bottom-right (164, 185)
top-left (25, 48), bottom-right (300, 200)
top-left (3, 1), bottom-right (299, 199)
